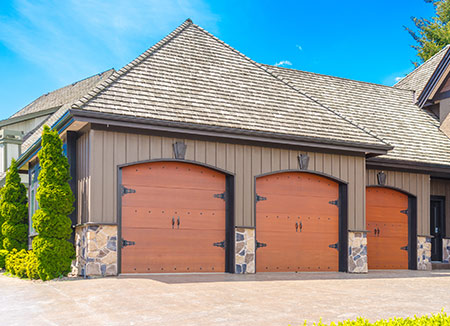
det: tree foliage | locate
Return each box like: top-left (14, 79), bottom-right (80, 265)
top-left (32, 125), bottom-right (74, 280)
top-left (406, 0), bottom-right (450, 66)
top-left (0, 159), bottom-right (28, 251)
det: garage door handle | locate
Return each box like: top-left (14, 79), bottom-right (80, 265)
top-left (172, 217), bottom-right (175, 229)
top-left (177, 217), bottom-right (180, 229)
top-left (295, 222), bottom-right (298, 232)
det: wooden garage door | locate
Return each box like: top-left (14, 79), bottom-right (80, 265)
top-left (120, 162), bottom-right (227, 273)
top-left (256, 172), bottom-right (340, 272)
top-left (366, 187), bottom-right (409, 269)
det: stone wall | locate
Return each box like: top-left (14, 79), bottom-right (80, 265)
top-left (417, 236), bottom-right (432, 270)
top-left (348, 231), bottom-right (368, 273)
top-left (235, 227), bottom-right (255, 274)
top-left (74, 224), bottom-right (118, 277)
top-left (443, 238), bottom-right (450, 263)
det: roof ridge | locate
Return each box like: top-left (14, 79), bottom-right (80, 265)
top-left (264, 64), bottom-right (415, 93)
top-left (192, 24), bottom-right (390, 147)
top-left (394, 44), bottom-right (450, 88)
top-left (72, 18), bottom-right (194, 109)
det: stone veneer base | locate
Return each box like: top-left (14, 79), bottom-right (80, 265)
top-left (235, 228), bottom-right (255, 274)
top-left (348, 231), bottom-right (368, 273)
top-left (417, 236), bottom-right (432, 270)
top-left (74, 224), bottom-right (118, 277)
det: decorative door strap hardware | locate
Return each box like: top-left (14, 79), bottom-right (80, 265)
top-left (400, 209), bottom-right (409, 215)
top-left (295, 221), bottom-right (303, 232)
top-left (213, 192), bottom-right (226, 200)
top-left (328, 242), bottom-right (339, 250)
top-left (256, 194), bottom-right (267, 202)
top-left (120, 185), bottom-right (136, 196)
top-left (400, 245), bottom-right (408, 251)
top-left (329, 199), bottom-right (339, 206)
top-left (256, 241), bottom-right (267, 249)
top-left (122, 239), bottom-right (136, 247)
top-left (213, 240), bottom-right (225, 248)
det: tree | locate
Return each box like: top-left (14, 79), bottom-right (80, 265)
top-left (32, 125), bottom-right (74, 280)
top-left (405, 0), bottom-right (450, 66)
top-left (0, 159), bottom-right (28, 251)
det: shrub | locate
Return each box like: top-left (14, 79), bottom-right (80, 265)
top-left (32, 125), bottom-right (75, 280)
top-left (307, 312), bottom-right (450, 325)
top-left (5, 249), bottom-right (28, 278)
top-left (26, 251), bottom-right (39, 280)
top-left (0, 159), bottom-right (28, 251)
top-left (0, 249), bottom-right (8, 269)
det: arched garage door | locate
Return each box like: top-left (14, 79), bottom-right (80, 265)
top-left (255, 172), bottom-right (340, 272)
top-left (120, 161), bottom-right (228, 273)
top-left (366, 187), bottom-right (409, 269)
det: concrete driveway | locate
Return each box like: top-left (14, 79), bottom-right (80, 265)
top-left (1, 270), bottom-right (450, 326)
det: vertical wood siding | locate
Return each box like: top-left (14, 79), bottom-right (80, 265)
top-left (83, 130), bottom-right (367, 229)
top-left (430, 178), bottom-right (450, 236)
top-left (366, 169), bottom-right (431, 235)
top-left (76, 132), bottom-right (90, 224)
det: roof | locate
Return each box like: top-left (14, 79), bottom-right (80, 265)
top-left (11, 69), bottom-right (115, 119)
top-left (267, 65), bottom-right (450, 166)
top-left (394, 45), bottom-right (450, 97)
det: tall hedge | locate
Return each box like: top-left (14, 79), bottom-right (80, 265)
top-left (32, 125), bottom-right (75, 280)
top-left (0, 159), bottom-right (28, 251)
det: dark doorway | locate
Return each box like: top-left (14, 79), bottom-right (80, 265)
top-left (430, 196), bottom-right (446, 261)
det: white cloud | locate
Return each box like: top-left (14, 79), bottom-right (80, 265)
top-left (395, 76), bottom-right (403, 82)
top-left (296, 44), bottom-right (302, 51)
top-left (274, 60), bottom-right (292, 67)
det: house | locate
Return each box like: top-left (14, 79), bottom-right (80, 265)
top-left (9, 19), bottom-right (450, 276)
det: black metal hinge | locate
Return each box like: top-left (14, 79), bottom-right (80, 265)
top-left (328, 242), bottom-right (339, 250)
top-left (213, 192), bottom-right (226, 200)
top-left (329, 199), bottom-right (339, 206)
top-left (256, 194), bottom-right (267, 202)
top-left (122, 239), bottom-right (136, 247)
top-left (213, 240), bottom-right (225, 248)
top-left (400, 245), bottom-right (408, 251)
top-left (400, 209), bottom-right (408, 215)
top-left (120, 185), bottom-right (136, 196)
top-left (256, 241), bottom-right (267, 249)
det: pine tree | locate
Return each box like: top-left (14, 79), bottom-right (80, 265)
top-left (0, 159), bottom-right (28, 251)
top-left (406, 0), bottom-right (450, 66)
top-left (32, 125), bottom-right (74, 280)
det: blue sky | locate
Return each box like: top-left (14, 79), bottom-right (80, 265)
top-left (0, 0), bottom-right (435, 119)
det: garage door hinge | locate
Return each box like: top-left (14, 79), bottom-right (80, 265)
top-left (328, 242), bottom-right (339, 251)
top-left (213, 240), bottom-right (225, 248)
top-left (329, 199), bottom-right (339, 206)
top-left (256, 194), bottom-right (267, 202)
top-left (120, 185), bottom-right (136, 196)
top-left (400, 209), bottom-right (408, 215)
top-left (400, 245), bottom-right (408, 251)
top-left (256, 241), bottom-right (267, 249)
top-left (213, 192), bottom-right (226, 200)
top-left (122, 239), bottom-right (136, 247)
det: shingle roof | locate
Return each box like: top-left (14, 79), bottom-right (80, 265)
top-left (267, 65), bottom-right (450, 166)
top-left (12, 69), bottom-right (115, 119)
top-left (66, 19), bottom-right (387, 151)
top-left (394, 45), bottom-right (449, 96)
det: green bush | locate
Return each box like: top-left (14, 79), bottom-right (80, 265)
top-left (32, 125), bottom-right (75, 280)
top-left (5, 249), bottom-right (28, 278)
top-left (0, 249), bottom-right (8, 269)
top-left (306, 312), bottom-right (450, 325)
top-left (26, 251), bottom-right (39, 280)
top-left (0, 159), bottom-right (28, 251)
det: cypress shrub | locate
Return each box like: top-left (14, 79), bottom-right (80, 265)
top-left (32, 125), bottom-right (75, 280)
top-left (0, 159), bottom-right (28, 251)
top-left (0, 249), bottom-right (8, 269)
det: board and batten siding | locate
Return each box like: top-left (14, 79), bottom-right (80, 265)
top-left (366, 169), bottom-right (430, 236)
top-left (79, 129), bottom-right (367, 229)
top-left (430, 178), bottom-right (450, 236)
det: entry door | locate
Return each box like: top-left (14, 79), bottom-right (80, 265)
top-left (120, 161), bottom-right (227, 273)
top-left (431, 196), bottom-right (445, 261)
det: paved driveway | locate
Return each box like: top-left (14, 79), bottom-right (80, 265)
top-left (1, 270), bottom-right (450, 326)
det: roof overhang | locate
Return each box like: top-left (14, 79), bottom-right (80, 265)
top-left (367, 157), bottom-right (450, 177)
top-left (0, 107), bottom-right (60, 128)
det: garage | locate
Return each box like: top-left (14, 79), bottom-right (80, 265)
top-left (255, 172), bottom-right (343, 272)
top-left (366, 187), bottom-right (411, 269)
top-left (119, 161), bottom-right (231, 273)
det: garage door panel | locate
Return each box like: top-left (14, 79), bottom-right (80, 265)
top-left (366, 188), bottom-right (408, 207)
top-left (257, 174), bottom-right (338, 197)
top-left (256, 214), bottom-right (338, 233)
top-left (256, 195), bottom-right (339, 215)
top-left (366, 207), bottom-right (408, 224)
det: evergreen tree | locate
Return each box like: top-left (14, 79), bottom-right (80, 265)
top-left (32, 125), bottom-right (74, 280)
top-left (0, 159), bottom-right (28, 251)
top-left (406, 0), bottom-right (450, 66)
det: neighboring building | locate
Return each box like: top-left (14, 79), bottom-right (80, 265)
top-left (9, 19), bottom-right (450, 276)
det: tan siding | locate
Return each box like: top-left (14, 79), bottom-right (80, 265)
top-left (366, 169), bottom-right (431, 235)
top-left (76, 132), bottom-right (90, 224)
top-left (431, 178), bottom-right (450, 236)
top-left (87, 130), bottom-right (366, 228)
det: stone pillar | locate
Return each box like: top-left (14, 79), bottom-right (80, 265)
top-left (348, 231), bottom-right (368, 273)
top-left (417, 236), bottom-right (432, 270)
top-left (235, 227), bottom-right (255, 274)
top-left (442, 238), bottom-right (450, 263)
top-left (74, 224), bottom-right (118, 277)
